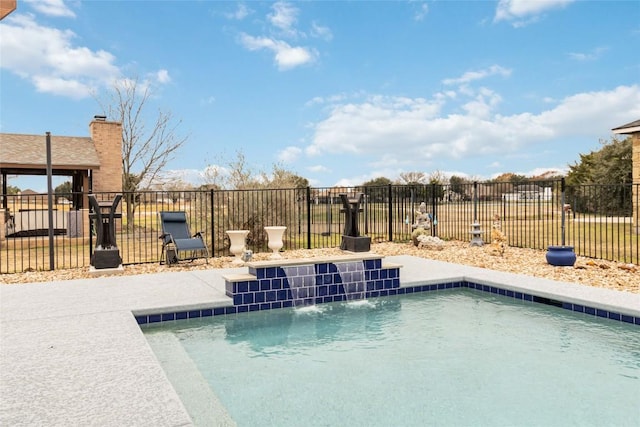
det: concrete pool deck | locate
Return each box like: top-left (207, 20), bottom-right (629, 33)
top-left (1, 255), bottom-right (639, 426)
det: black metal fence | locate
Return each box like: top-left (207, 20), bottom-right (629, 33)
top-left (1, 180), bottom-right (638, 273)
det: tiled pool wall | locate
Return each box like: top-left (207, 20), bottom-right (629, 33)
top-left (135, 260), bottom-right (640, 326)
top-left (231, 258), bottom-right (399, 309)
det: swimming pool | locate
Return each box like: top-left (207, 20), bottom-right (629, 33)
top-left (143, 289), bottom-right (640, 426)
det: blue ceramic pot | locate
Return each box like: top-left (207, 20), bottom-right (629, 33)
top-left (546, 245), bottom-right (576, 266)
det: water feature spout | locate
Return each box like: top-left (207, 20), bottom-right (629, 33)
top-left (282, 264), bottom-right (316, 308)
top-left (335, 261), bottom-right (367, 302)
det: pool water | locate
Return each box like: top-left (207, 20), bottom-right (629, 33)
top-left (143, 289), bottom-right (640, 426)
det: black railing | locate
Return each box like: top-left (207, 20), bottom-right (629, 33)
top-left (1, 180), bottom-right (638, 273)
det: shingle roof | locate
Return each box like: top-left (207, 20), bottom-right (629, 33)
top-left (0, 133), bottom-right (101, 170)
top-left (612, 119), bottom-right (640, 134)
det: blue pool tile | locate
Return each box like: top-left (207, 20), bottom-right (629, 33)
top-left (135, 316), bottom-right (147, 325)
top-left (260, 280), bottom-right (271, 291)
top-left (437, 283), bottom-right (446, 290)
top-left (562, 303), bottom-right (573, 310)
top-left (364, 259), bottom-right (376, 269)
top-left (237, 281), bottom-right (249, 293)
top-left (266, 291), bottom-right (277, 302)
top-left (380, 270), bottom-right (388, 279)
top-left (249, 281), bottom-right (259, 292)
top-left (224, 306), bottom-right (237, 315)
top-left (317, 263), bottom-right (328, 274)
top-left (397, 288), bottom-right (406, 294)
top-left (176, 311), bottom-right (188, 320)
top-left (405, 287), bottom-right (414, 294)
top-left (260, 303), bottom-right (271, 311)
top-left (271, 278), bottom-right (282, 289)
top-left (214, 307), bottom-right (226, 316)
top-left (388, 269), bottom-right (398, 279)
top-left (505, 290), bottom-right (514, 297)
top-left (237, 305), bottom-right (248, 313)
top-left (271, 301), bottom-right (282, 309)
top-left (608, 312), bottom-right (621, 321)
top-left (277, 289), bottom-right (289, 300)
top-left (188, 310), bottom-right (201, 319)
top-left (265, 267), bottom-right (277, 279)
top-left (233, 295), bottom-right (243, 305)
top-left (514, 292), bottom-right (523, 299)
top-left (523, 294), bottom-right (533, 301)
top-left (584, 306), bottom-right (596, 315)
top-left (249, 304), bottom-right (260, 312)
top-left (253, 268), bottom-right (265, 279)
top-left (621, 315), bottom-right (634, 324)
top-left (596, 309), bottom-right (608, 318)
top-left (255, 292), bottom-right (266, 303)
top-left (202, 309), bottom-right (213, 317)
top-left (384, 279), bottom-right (394, 289)
top-left (161, 313), bottom-right (175, 321)
top-left (635, 317), bottom-right (640, 325)
top-left (498, 288), bottom-right (506, 295)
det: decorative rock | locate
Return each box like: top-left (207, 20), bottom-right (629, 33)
top-left (488, 214), bottom-right (507, 256)
top-left (416, 235), bottom-right (445, 250)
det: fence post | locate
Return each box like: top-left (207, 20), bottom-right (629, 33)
top-left (46, 132), bottom-right (55, 271)
top-left (473, 181), bottom-right (478, 221)
top-left (209, 189), bottom-right (215, 256)
top-left (561, 177), bottom-right (566, 246)
top-left (388, 184), bottom-right (393, 241)
top-left (431, 183), bottom-right (437, 237)
top-left (306, 186), bottom-right (311, 249)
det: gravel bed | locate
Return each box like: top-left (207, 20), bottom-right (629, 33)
top-left (1, 241), bottom-right (638, 294)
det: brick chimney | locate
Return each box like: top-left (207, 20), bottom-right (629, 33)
top-left (89, 116), bottom-right (123, 193)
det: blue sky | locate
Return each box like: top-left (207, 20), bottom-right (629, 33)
top-left (1, 0), bottom-right (639, 192)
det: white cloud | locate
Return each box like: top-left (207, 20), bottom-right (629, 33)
top-left (308, 164), bottom-right (330, 173)
top-left (24, 0), bottom-right (76, 18)
top-left (268, 1), bottom-right (299, 36)
top-left (305, 85), bottom-right (640, 167)
top-left (225, 3), bottom-right (251, 20)
top-left (0, 14), bottom-right (120, 98)
top-left (442, 65), bottom-right (511, 86)
top-left (278, 146), bottom-right (302, 163)
top-left (413, 2), bottom-right (429, 21)
top-left (568, 47), bottom-right (607, 61)
top-left (494, 0), bottom-right (574, 26)
top-left (310, 21), bottom-right (333, 41)
top-left (155, 69), bottom-right (171, 84)
top-left (239, 33), bottom-right (316, 70)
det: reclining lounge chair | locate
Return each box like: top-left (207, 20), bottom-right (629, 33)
top-left (159, 211), bottom-right (209, 265)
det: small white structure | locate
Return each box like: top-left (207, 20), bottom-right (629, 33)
top-left (226, 230), bottom-right (249, 264)
top-left (264, 226), bottom-right (286, 259)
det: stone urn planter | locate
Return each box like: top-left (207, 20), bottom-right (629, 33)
top-left (226, 230), bottom-right (249, 264)
top-left (264, 226), bottom-right (286, 259)
top-left (546, 245), bottom-right (577, 267)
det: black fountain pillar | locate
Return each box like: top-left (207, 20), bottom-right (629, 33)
top-left (89, 194), bottom-right (123, 269)
top-left (339, 192), bottom-right (371, 252)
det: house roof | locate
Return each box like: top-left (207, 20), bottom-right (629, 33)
top-left (0, 133), bottom-right (101, 174)
top-left (612, 119), bottom-right (640, 135)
